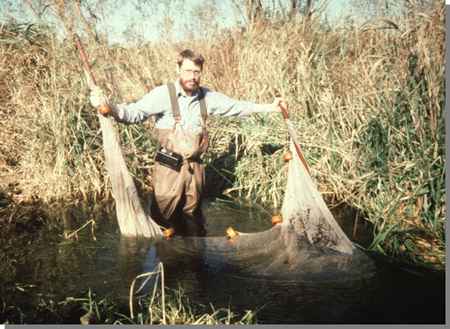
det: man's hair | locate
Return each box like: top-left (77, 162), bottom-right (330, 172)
top-left (177, 49), bottom-right (205, 69)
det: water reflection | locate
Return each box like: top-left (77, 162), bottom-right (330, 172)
top-left (132, 236), bottom-right (443, 324)
top-left (1, 202), bottom-right (445, 324)
top-left (133, 236), bottom-right (377, 324)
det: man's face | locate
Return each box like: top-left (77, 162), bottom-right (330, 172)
top-left (178, 59), bottom-right (202, 93)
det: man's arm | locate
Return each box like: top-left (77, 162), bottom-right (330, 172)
top-left (205, 91), bottom-right (282, 117)
top-left (90, 85), bottom-right (167, 123)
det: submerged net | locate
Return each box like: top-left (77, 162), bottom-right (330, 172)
top-left (151, 142), bottom-right (374, 279)
top-left (99, 112), bottom-right (374, 276)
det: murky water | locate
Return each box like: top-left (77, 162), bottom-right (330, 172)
top-left (1, 200), bottom-right (445, 324)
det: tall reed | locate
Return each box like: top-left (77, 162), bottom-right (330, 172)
top-left (0, 1), bottom-right (445, 267)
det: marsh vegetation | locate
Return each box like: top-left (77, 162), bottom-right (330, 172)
top-left (0, 0), bottom-right (445, 324)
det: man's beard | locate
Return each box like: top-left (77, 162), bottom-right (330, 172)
top-left (180, 78), bottom-right (199, 92)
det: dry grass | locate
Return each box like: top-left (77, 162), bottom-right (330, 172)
top-left (0, 1), bottom-right (445, 267)
top-left (123, 263), bottom-right (256, 325)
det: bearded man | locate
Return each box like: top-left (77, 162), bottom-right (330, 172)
top-left (90, 49), bottom-right (285, 237)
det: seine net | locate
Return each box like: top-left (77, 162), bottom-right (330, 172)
top-left (100, 112), bottom-right (374, 278)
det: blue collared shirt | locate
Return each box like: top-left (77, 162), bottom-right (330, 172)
top-left (115, 80), bottom-right (275, 133)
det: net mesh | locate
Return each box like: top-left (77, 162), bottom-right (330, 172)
top-left (99, 114), bottom-right (162, 238)
top-left (100, 113), bottom-right (374, 277)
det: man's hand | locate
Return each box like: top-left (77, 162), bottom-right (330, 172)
top-left (89, 86), bottom-right (111, 116)
top-left (272, 97), bottom-right (287, 112)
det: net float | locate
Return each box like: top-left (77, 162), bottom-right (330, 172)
top-left (271, 213), bottom-right (283, 226)
top-left (163, 227), bottom-right (175, 239)
top-left (226, 227), bottom-right (238, 239)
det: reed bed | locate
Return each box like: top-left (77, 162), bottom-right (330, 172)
top-left (0, 1), bottom-right (445, 267)
top-left (1, 286), bottom-right (255, 324)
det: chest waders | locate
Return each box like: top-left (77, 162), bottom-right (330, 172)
top-left (150, 83), bottom-right (208, 236)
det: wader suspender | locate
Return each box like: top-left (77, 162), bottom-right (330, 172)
top-left (167, 83), bottom-right (209, 153)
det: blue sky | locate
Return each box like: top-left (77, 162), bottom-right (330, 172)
top-left (1, 0), bottom-right (352, 44)
top-left (99, 0), bottom-right (352, 44)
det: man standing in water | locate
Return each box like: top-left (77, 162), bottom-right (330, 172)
top-left (90, 49), bottom-right (286, 237)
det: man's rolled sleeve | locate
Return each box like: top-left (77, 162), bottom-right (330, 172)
top-left (114, 85), bottom-right (166, 123)
top-left (206, 91), bottom-right (274, 117)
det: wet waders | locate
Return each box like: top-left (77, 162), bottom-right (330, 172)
top-left (150, 83), bottom-right (208, 236)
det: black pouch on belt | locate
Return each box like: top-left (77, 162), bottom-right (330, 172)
top-left (155, 147), bottom-right (183, 171)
